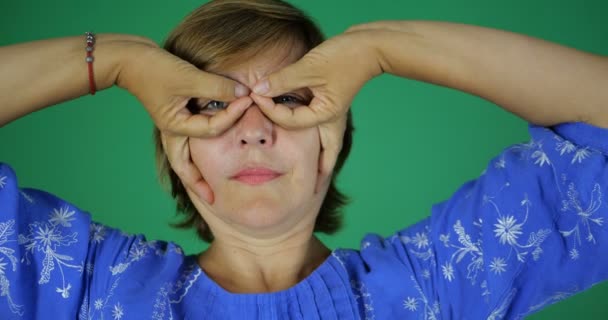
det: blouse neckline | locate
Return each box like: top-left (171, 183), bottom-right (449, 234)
top-left (182, 248), bottom-right (359, 317)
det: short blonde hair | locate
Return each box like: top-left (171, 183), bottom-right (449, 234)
top-left (154, 0), bottom-right (354, 242)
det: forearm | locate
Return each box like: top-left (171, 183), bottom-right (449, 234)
top-left (360, 21), bottom-right (608, 127)
top-left (0, 33), bottom-right (156, 127)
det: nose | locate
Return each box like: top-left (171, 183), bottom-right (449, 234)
top-left (235, 105), bottom-right (275, 148)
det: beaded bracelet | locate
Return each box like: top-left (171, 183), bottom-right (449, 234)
top-left (85, 32), bottom-right (96, 95)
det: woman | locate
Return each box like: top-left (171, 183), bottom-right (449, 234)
top-left (1, 0), bottom-right (607, 319)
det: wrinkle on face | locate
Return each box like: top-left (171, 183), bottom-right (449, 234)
top-left (207, 40), bottom-right (312, 98)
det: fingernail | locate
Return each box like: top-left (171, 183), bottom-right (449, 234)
top-left (235, 84), bottom-right (249, 97)
top-left (253, 80), bottom-right (269, 95)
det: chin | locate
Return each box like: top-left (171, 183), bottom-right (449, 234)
top-left (222, 201), bottom-right (294, 230)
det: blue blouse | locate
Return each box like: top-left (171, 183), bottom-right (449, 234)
top-left (0, 122), bottom-right (607, 319)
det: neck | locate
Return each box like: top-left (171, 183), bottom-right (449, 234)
top-left (197, 233), bottom-right (331, 293)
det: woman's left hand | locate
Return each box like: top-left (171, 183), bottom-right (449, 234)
top-left (161, 97), bottom-right (254, 205)
top-left (249, 93), bottom-right (346, 192)
top-left (251, 28), bottom-right (382, 128)
top-left (251, 28), bottom-right (383, 177)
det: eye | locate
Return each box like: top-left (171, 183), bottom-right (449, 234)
top-left (272, 95), bottom-right (308, 107)
top-left (204, 100), bottom-right (228, 111)
top-left (186, 99), bottom-right (228, 115)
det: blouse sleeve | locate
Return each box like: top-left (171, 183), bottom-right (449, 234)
top-left (0, 163), bottom-right (142, 319)
top-left (384, 122), bottom-right (608, 319)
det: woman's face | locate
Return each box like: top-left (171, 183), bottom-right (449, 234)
top-left (188, 46), bottom-right (328, 236)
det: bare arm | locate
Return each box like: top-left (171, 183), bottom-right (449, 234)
top-left (0, 34), bottom-right (157, 127)
top-left (0, 33), bottom-right (250, 137)
top-left (360, 21), bottom-right (608, 127)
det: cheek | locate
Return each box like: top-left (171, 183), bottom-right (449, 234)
top-left (188, 138), bottom-right (225, 185)
top-left (289, 128), bottom-right (321, 173)
top-left (188, 128), bottom-right (321, 188)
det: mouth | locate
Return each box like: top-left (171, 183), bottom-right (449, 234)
top-left (231, 167), bottom-right (283, 186)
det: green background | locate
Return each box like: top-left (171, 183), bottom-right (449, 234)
top-left (1, 0), bottom-right (607, 318)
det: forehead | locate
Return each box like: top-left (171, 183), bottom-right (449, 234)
top-left (207, 42), bottom-right (306, 86)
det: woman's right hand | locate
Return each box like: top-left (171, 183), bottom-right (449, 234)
top-left (115, 41), bottom-right (251, 137)
top-left (1, 33), bottom-right (252, 202)
top-left (113, 40), bottom-right (257, 203)
top-left (1, 34), bottom-right (250, 135)
top-left (159, 96), bottom-right (254, 205)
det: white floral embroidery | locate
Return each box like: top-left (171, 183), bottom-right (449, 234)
top-left (18, 207), bottom-right (83, 299)
top-left (442, 220), bottom-right (483, 285)
top-left (494, 216), bottom-right (522, 246)
top-left (0, 175), bottom-right (6, 189)
top-left (441, 262), bottom-right (454, 282)
top-left (486, 194), bottom-right (552, 263)
top-left (394, 225), bottom-right (436, 267)
top-left (94, 298), bottom-right (104, 310)
top-left (0, 220), bottom-right (24, 316)
top-left (79, 296), bottom-right (89, 320)
top-left (494, 157), bottom-right (506, 169)
top-left (108, 238), bottom-right (161, 277)
top-left (403, 297), bottom-right (418, 311)
top-left (509, 139), bottom-right (553, 169)
top-left (405, 276), bottom-right (440, 320)
top-left (480, 280), bottom-right (491, 300)
top-left (531, 149), bottom-right (551, 167)
top-left (20, 191), bottom-right (34, 203)
top-left (89, 223), bottom-right (106, 244)
top-left (438, 189), bottom-right (553, 305)
top-left (56, 283), bottom-right (72, 298)
top-left (85, 262), bottom-right (95, 275)
top-left (331, 250), bottom-right (352, 269)
top-left (350, 280), bottom-right (375, 320)
top-left (487, 288), bottom-right (517, 320)
top-left (559, 182), bottom-right (603, 253)
top-left (152, 261), bottom-right (201, 320)
top-left (87, 276), bottom-right (121, 319)
top-left (50, 206), bottom-right (76, 227)
top-left (489, 257), bottom-right (507, 275)
top-left (555, 139), bottom-right (576, 155)
top-left (411, 232), bottom-right (430, 249)
top-left (571, 148), bottom-right (591, 164)
top-left (112, 302), bottom-right (124, 320)
top-left (109, 263), bottom-right (129, 276)
top-left (422, 269), bottom-right (431, 279)
top-left (518, 286), bottom-right (578, 317)
top-left (439, 234), bottom-right (450, 247)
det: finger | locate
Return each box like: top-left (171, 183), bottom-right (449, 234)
top-left (251, 93), bottom-right (326, 129)
top-left (170, 96), bottom-right (252, 137)
top-left (180, 70), bottom-right (250, 101)
top-left (202, 96), bottom-right (253, 137)
top-left (314, 117), bottom-right (347, 194)
top-left (161, 131), bottom-right (215, 204)
top-left (252, 58), bottom-right (319, 97)
top-left (318, 119), bottom-right (347, 175)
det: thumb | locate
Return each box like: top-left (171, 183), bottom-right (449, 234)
top-left (252, 58), bottom-right (317, 97)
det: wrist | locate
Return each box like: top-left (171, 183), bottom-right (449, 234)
top-left (345, 21), bottom-right (420, 76)
top-left (348, 29), bottom-right (390, 78)
top-left (95, 34), bottom-right (158, 90)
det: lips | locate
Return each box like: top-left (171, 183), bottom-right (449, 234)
top-left (231, 167), bottom-right (282, 185)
